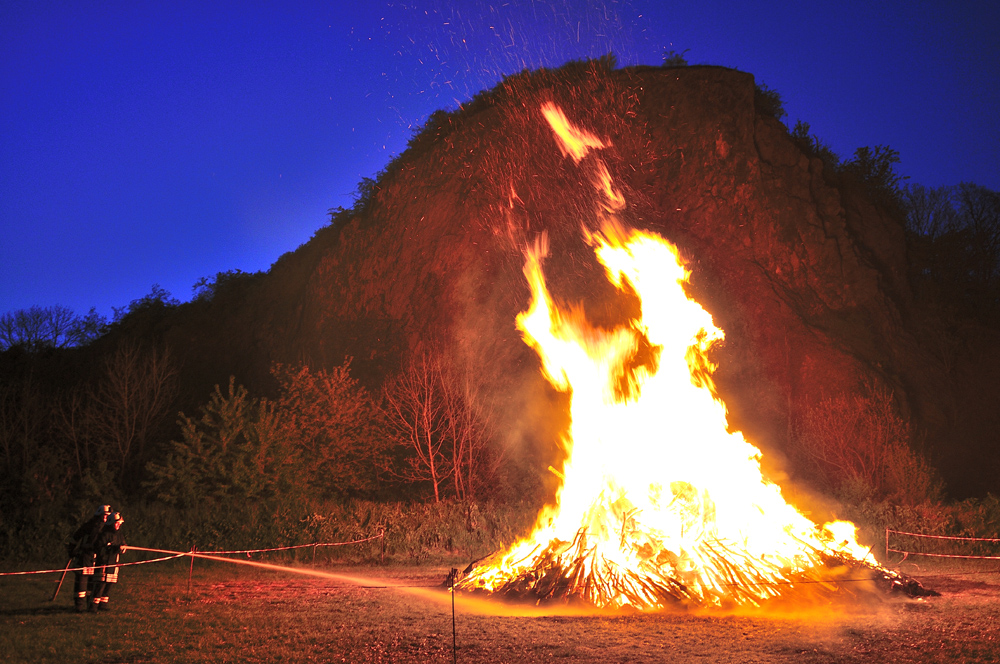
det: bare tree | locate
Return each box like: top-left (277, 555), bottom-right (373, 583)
top-left (0, 376), bottom-right (45, 476)
top-left (902, 183), bottom-right (956, 240)
top-left (0, 382), bottom-right (17, 472)
top-left (904, 183), bottom-right (1000, 282)
top-left (0, 305), bottom-right (103, 351)
top-left (439, 365), bottom-right (503, 500)
top-left (382, 353), bottom-right (449, 502)
top-left (382, 350), bottom-right (507, 502)
top-left (53, 384), bottom-right (93, 478)
top-left (0, 305), bottom-right (69, 350)
top-left (0, 370), bottom-right (77, 507)
top-left (88, 341), bottom-right (177, 481)
top-left (955, 183), bottom-right (1000, 295)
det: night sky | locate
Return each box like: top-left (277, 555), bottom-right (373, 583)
top-left (2, 1), bottom-right (998, 320)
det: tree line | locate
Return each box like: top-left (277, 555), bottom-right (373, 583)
top-left (2, 174), bottom-right (997, 529)
top-left (0, 312), bottom-right (508, 557)
top-left (5, 168), bottom-right (996, 544)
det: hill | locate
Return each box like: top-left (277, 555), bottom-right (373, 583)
top-left (6, 61), bottom-right (999, 505)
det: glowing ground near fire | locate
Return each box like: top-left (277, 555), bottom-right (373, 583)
top-left (457, 104), bottom-right (886, 609)
top-left (4, 560), bottom-right (999, 664)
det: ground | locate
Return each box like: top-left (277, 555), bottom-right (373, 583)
top-left (1, 557), bottom-right (999, 663)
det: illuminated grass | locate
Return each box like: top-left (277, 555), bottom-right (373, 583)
top-left (2, 558), bottom-right (1000, 663)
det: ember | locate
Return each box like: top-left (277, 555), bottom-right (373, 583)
top-left (458, 104), bottom-right (897, 609)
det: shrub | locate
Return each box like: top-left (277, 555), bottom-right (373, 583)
top-left (793, 377), bottom-right (942, 506)
top-left (841, 145), bottom-right (907, 212)
top-left (837, 494), bottom-right (1000, 564)
top-left (144, 377), bottom-right (304, 509)
top-left (754, 83), bottom-right (786, 120)
top-left (789, 120), bottom-right (840, 167)
top-left (191, 270), bottom-right (262, 303)
top-left (662, 49), bottom-right (689, 67)
top-left (6, 498), bottom-right (540, 565)
top-left (272, 360), bottom-right (387, 500)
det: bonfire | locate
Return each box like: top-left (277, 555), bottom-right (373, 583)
top-left (457, 103), bottom-right (923, 609)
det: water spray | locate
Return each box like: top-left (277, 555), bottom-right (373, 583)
top-left (127, 546), bottom-right (398, 587)
top-left (128, 545), bottom-right (463, 659)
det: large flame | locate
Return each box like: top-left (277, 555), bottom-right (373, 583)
top-left (459, 103), bottom-right (873, 609)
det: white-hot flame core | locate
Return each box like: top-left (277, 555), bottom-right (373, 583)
top-left (461, 104), bottom-right (871, 608)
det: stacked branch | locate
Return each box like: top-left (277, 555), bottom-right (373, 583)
top-left (457, 531), bottom-right (936, 609)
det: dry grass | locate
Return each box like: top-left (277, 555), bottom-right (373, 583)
top-left (2, 556), bottom-right (999, 663)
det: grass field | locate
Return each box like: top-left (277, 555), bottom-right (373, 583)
top-left (2, 554), bottom-right (1000, 663)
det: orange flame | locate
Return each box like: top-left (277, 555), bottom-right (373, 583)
top-left (459, 105), bottom-right (872, 609)
top-left (540, 102), bottom-right (607, 163)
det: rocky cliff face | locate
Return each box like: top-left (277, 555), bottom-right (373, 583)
top-left (163, 63), bottom-right (996, 497)
top-left (277, 65), bottom-right (932, 486)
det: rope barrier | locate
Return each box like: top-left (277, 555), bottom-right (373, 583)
top-left (17, 529), bottom-right (985, 594)
top-left (15, 545), bottom-right (993, 601)
top-left (881, 568), bottom-right (1000, 578)
top-left (887, 548), bottom-right (1000, 561)
top-left (0, 552), bottom-right (186, 576)
top-left (885, 527), bottom-right (1000, 563)
top-left (201, 533), bottom-right (384, 555)
top-left (0, 532), bottom-right (384, 578)
top-left (886, 528), bottom-right (1000, 543)
top-left (1, 550), bottom-right (901, 589)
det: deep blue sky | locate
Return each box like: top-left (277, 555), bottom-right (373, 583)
top-left (2, 1), bottom-right (998, 319)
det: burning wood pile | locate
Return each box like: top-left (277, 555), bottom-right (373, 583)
top-left (458, 532), bottom-right (936, 609)
top-left (455, 103), bottom-right (934, 609)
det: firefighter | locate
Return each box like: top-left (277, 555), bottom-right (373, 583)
top-left (66, 504), bottom-right (111, 612)
top-left (89, 511), bottom-right (126, 612)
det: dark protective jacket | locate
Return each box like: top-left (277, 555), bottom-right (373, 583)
top-left (67, 514), bottom-right (105, 566)
top-left (94, 525), bottom-right (126, 582)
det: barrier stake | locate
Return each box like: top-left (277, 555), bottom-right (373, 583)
top-left (50, 558), bottom-right (73, 602)
top-left (448, 568), bottom-right (458, 664)
top-left (188, 546), bottom-right (195, 593)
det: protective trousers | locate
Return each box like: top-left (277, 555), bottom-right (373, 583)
top-left (89, 565), bottom-right (118, 611)
top-left (73, 555), bottom-right (95, 612)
